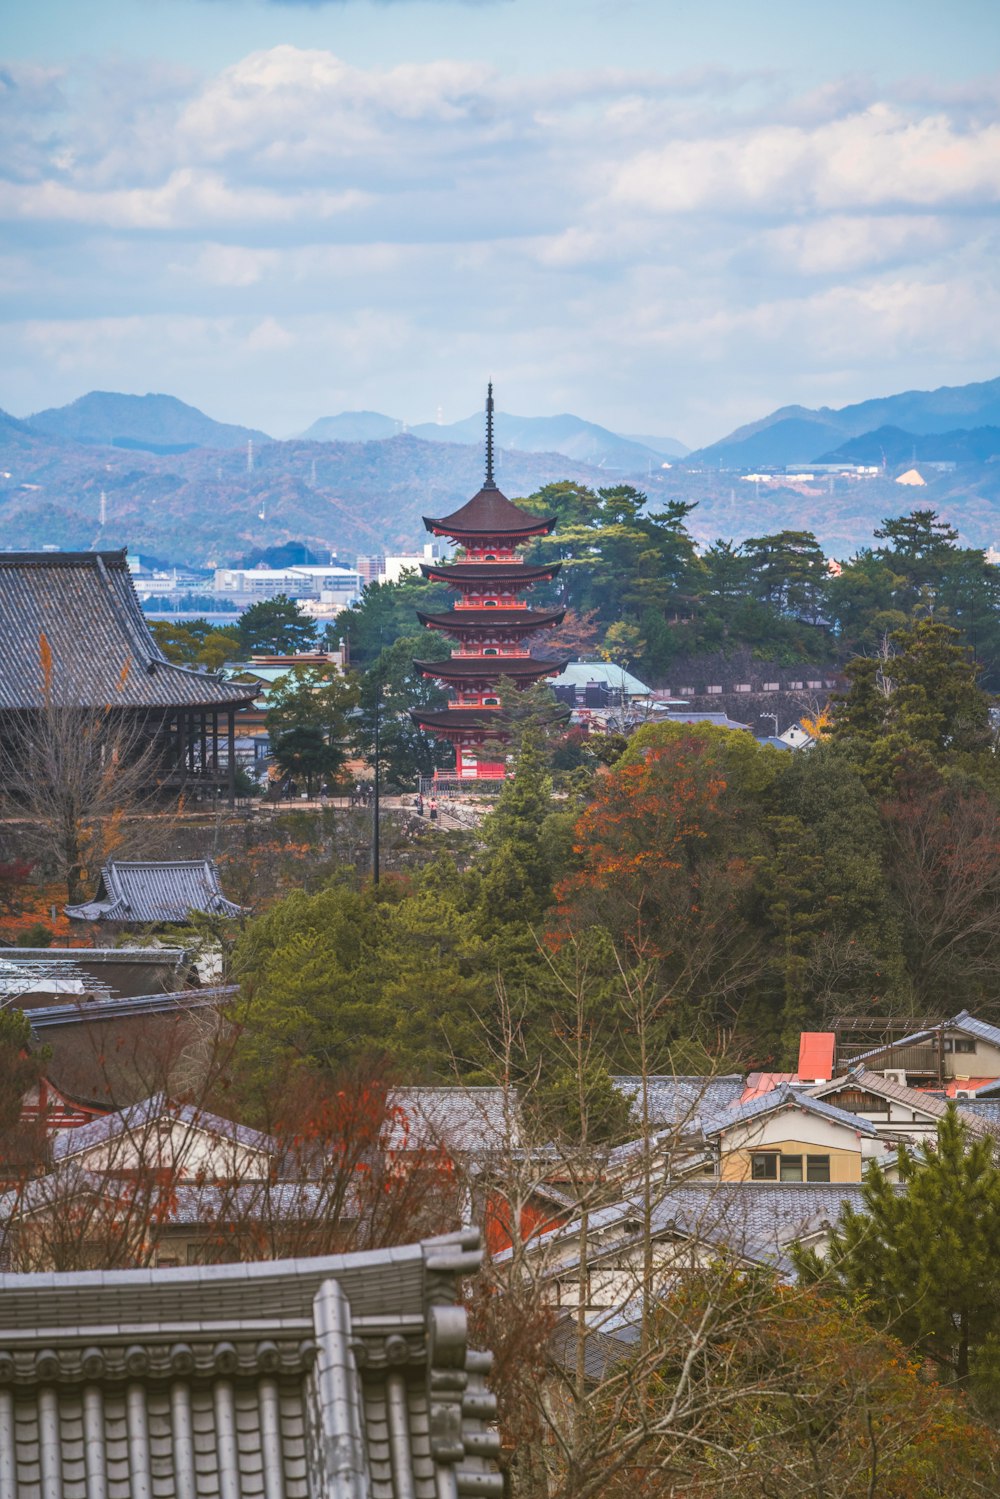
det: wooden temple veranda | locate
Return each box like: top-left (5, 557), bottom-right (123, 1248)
top-left (0, 550), bottom-right (257, 803)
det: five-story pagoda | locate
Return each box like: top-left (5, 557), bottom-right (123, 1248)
top-left (410, 385), bottom-right (568, 779)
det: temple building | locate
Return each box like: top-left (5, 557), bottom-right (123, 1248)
top-left (0, 550), bottom-right (257, 803)
top-left (410, 386), bottom-right (568, 779)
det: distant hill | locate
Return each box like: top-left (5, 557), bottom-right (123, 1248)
top-left (299, 407), bottom-right (679, 471)
top-left (621, 432), bottom-right (689, 458)
top-left (408, 410), bottom-right (669, 471)
top-left (0, 426), bottom-right (611, 564)
top-left (819, 425), bottom-right (1000, 467)
top-left (690, 376), bottom-right (1000, 469)
top-left (26, 392), bottom-right (271, 454)
top-left (298, 411), bottom-right (403, 442)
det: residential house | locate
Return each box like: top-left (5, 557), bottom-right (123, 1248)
top-left (701, 1083), bottom-right (896, 1184)
top-left (806, 1067), bottom-right (996, 1144)
top-left (846, 1009), bottom-right (1000, 1092)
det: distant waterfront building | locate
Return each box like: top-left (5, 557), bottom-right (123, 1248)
top-left (211, 563), bottom-right (360, 610)
top-left (410, 386), bottom-right (568, 780)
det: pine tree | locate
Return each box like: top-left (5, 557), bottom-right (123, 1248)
top-left (796, 1107), bottom-right (1000, 1407)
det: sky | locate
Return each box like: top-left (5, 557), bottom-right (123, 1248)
top-left (2, 0), bottom-right (999, 446)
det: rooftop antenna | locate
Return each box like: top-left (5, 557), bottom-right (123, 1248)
top-left (485, 381), bottom-right (495, 487)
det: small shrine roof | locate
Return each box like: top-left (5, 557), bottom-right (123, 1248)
top-left (65, 858), bottom-right (247, 924)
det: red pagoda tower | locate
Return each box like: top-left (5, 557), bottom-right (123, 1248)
top-left (410, 385), bottom-right (568, 780)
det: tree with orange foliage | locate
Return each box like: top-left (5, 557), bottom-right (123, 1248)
top-left (552, 731), bottom-right (764, 1045)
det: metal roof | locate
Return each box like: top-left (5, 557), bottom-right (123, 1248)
top-left (547, 661), bottom-right (653, 697)
top-left (65, 858), bottom-right (247, 923)
top-left (0, 550), bottom-right (256, 710)
top-left (27, 985), bottom-right (236, 1030)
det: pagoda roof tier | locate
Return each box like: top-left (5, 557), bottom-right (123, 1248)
top-left (423, 484), bottom-right (555, 540)
top-left (416, 606), bottom-right (566, 637)
top-left (413, 656), bottom-right (568, 683)
top-left (409, 707), bottom-right (504, 735)
top-left (420, 561), bottom-right (562, 588)
top-left (410, 704), bottom-right (569, 736)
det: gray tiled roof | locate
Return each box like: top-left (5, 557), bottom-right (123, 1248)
top-left (0, 549), bottom-right (256, 710)
top-left (0, 1228), bottom-right (501, 1499)
top-left (611, 1074), bottom-right (745, 1132)
top-left (51, 1092), bottom-right (275, 1162)
top-left (702, 1082), bottom-right (881, 1138)
top-left (65, 858), bottom-right (247, 923)
top-left (498, 1181), bottom-right (873, 1275)
top-left (387, 1087), bottom-right (517, 1154)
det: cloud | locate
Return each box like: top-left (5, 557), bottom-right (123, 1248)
top-left (0, 43), bottom-right (998, 443)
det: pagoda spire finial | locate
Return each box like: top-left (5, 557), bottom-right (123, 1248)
top-left (485, 381), bottom-right (495, 488)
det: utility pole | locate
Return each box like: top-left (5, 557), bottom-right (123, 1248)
top-left (372, 632), bottom-right (382, 885)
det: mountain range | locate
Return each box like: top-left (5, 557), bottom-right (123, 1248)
top-left (3, 374), bottom-right (1000, 564)
top-left (299, 408), bottom-right (687, 468)
top-left (690, 376), bottom-right (1000, 469)
top-left (27, 392), bottom-right (269, 455)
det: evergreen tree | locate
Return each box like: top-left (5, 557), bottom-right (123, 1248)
top-left (476, 732), bottom-right (555, 937)
top-left (237, 595), bottom-right (316, 655)
top-left (796, 1108), bottom-right (1000, 1410)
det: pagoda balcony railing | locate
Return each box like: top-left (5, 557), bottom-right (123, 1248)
top-left (451, 648), bottom-right (531, 657)
top-left (452, 598), bottom-right (529, 610)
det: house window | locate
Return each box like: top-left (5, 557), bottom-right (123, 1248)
top-left (779, 1155), bottom-right (804, 1182)
top-left (751, 1153), bottom-right (777, 1180)
top-left (806, 1155), bottom-right (831, 1182)
top-left (953, 1037), bottom-right (977, 1054)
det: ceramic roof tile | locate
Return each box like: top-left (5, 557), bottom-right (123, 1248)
top-left (0, 550), bottom-right (255, 710)
top-left (65, 859), bottom-right (246, 923)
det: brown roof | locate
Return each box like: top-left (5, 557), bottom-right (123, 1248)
top-left (409, 708), bottom-right (504, 734)
top-left (416, 607), bottom-right (566, 636)
top-left (413, 656), bottom-right (568, 683)
top-left (810, 1068), bottom-right (994, 1137)
top-left (423, 485), bottom-right (555, 539)
top-left (0, 551), bottom-right (256, 711)
top-left (420, 562), bottom-right (562, 587)
top-left (410, 704), bottom-right (569, 734)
